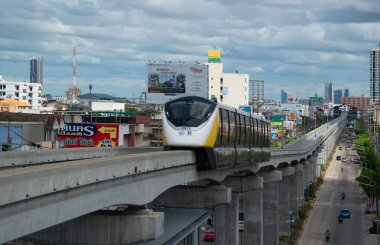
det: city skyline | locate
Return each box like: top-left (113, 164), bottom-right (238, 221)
top-left (0, 1), bottom-right (379, 101)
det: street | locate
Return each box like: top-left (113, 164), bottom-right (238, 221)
top-left (298, 138), bottom-right (369, 245)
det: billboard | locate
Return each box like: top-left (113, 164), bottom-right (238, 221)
top-left (208, 50), bottom-right (221, 62)
top-left (239, 105), bottom-right (252, 114)
top-left (287, 96), bottom-right (298, 104)
top-left (146, 64), bottom-right (208, 104)
top-left (57, 123), bottom-right (119, 148)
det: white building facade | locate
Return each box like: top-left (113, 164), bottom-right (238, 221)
top-left (0, 75), bottom-right (42, 109)
top-left (208, 63), bottom-right (249, 108)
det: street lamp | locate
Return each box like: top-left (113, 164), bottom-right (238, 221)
top-left (89, 84), bottom-right (93, 122)
top-left (3, 94), bottom-right (12, 151)
top-left (355, 159), bottom-right (368, 171)
top-left (355, 180), bottom-right (378, 218)
top-left (281, 122), bottom-right (284, 149)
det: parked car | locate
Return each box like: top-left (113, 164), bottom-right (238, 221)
top-left (340, 209), bottom-right (351, 218)
top-left (336, 156), bottom-right (341, 160)
top-left (204, 229), bottom-right (215, 241)
top-left (342, 158), bottom-right (347, 162)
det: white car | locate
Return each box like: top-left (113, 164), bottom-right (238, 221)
top-left (342, 158), bottom-right (347, 162)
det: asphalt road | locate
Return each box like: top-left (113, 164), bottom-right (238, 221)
top-left (298, 139), bottom-right (368, 245)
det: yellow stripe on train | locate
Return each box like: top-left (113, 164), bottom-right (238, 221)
top-left (204, 112), bottom-right (219, 147)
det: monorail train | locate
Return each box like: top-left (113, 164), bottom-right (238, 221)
top-left (162, 96), bottom-right (271, 170)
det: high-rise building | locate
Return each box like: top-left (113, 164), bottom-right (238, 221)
top-left (281, 89), bottom-right (288, 103)
top-left (324, 82), bottom-right (333, 103)
top-left (370, 44), bottom-right (380, 104)
top-left (30, 57), bottom-right (43, 84)
top-left (344, 89), bottom-right (349, 97)
top-left (334, 89), bottom-right (342, 104)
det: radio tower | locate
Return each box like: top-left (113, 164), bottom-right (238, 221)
top-left (72, 38), bottom-right (77, 87)
top-left (65, 37), bottom-right (81, 103)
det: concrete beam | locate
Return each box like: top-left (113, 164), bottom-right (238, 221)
top-left (152, 185), bottom-right (231, 208)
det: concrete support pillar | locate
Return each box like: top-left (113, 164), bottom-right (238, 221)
top-left (217, 175), bottom-right (264, 245)
top-left (316, 154), bottom-right (322, 177)
top-left (241, 176), bottom-right (264, 245)
top-left (309, 156), bottom-right (316, 183)
top-left (279, 166), bottom-right (294, 236)
top-left (302, 161), bottom-right (310, 192)
top-left (292, 164), bottom-right (304, 213)
top-left (214, 192), bottom-right (239, 245)
top-left (260, 170), bottom-right (282, 245)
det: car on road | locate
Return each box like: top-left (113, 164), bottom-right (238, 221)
top-left (336, 156), bottom-right (341, 160)
top-left (340, 209), bottom-right (351, 218)
top-left (342, 158), bottom-right (347, 162)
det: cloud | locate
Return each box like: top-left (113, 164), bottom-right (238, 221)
top-left (0, 0), bottom-right (379, 101)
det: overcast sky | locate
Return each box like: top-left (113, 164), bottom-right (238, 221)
top-left (1, 0), bottom-right (379, 101)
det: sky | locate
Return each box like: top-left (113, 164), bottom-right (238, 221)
top-left (0, 0), bottom-right (380, 102)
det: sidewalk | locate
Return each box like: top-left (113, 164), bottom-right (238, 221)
top-left (365, 212), bottom-right (380, 244)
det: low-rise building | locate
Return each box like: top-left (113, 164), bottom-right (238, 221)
top-left (0, 75), bottom-right (42, 109)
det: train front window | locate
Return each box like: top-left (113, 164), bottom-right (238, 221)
top-left (165, 97), bottom-right (216, 127)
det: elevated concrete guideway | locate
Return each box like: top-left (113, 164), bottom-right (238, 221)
top-left (0, 115), bottom-right (346, 244)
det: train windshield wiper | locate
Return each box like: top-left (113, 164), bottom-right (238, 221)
top-left (185, 110), bottom-right (202, 121)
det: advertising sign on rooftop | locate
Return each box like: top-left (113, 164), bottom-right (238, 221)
top-left (146, 63), bottom-right (208, 104)
top-left (239, 105), bottom-right (252, 114)
top-left (208, 50), bottom-right (221, 63)
top-left (57, 123), bottom-right (119, 148)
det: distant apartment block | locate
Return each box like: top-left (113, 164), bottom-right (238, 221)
top-left (370, 45), bottom-right (380, 104)
top-left (0, 75), bottom-right (42, 109)
top-left (340, 96), bottom-right (370, 111)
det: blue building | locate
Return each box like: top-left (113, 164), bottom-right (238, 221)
top-left (281, 89), bottom-right (288, 103)
top-left (30, 57), bottom-right (43, 85)
top-left (334, 89), bottom-right (342, 104)
top-left (324, 82), bottom-right (333, 103)
top-left (344, 89), bottom-right (349, 97)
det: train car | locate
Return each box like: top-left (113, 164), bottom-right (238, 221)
top-left (162, 95), bottom-right (270, 170)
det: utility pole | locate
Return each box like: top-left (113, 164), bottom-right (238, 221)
top-left (89, 84), bottom-right (93, 122)
top-left (2, 95), bottom-right (12, 151)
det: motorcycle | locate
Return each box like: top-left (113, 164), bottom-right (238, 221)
top-left (325, 230), bottom-right (330, 241)
top-left (342, 192), bottom-right (345, 200)
top-left (338, 216), bottom-right (343, 224)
